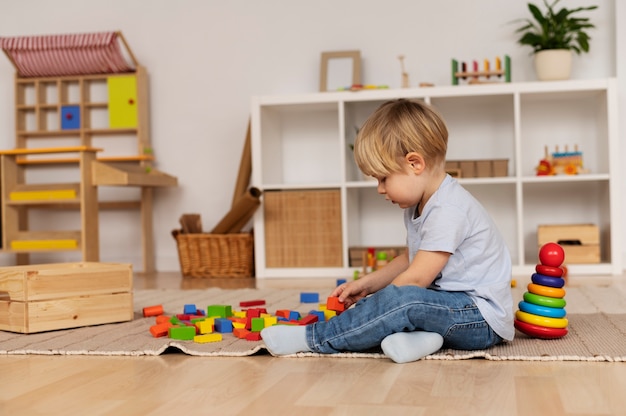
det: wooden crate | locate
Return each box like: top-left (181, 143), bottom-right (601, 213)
top-left (0, 262), bottom-right (133, 333)
top-left (537, 224), bottom-right (600, 264)
top-left (264, 190), bottom-right (342, 268)
top-left (445, 159), bottom-right (508, 178)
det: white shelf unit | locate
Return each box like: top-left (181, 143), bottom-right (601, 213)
top-left (251, 79), bottom-right (621, 279)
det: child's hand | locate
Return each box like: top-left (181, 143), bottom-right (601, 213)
top-left (331, 280), bottom-right (369, 309)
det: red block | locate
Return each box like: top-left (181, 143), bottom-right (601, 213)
top-left (143, 304), bottom-right (164, 317)
top-left (240, 299), bottom-right (266, 307)
top-left (326, 296), bottom-right (345, 312)
top-left (276, 310), bottom-right (291, 319)
top-left (299, 314), bottom-right (319, 326)
top-left (246, 332), bottom-right (263, 341)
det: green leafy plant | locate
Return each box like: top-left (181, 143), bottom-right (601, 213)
top-left (514, 0), bottom-right (597, 54)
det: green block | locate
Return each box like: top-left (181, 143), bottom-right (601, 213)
top-left (169, 326), bottom-right (196, 340)
top-left (251, 317), bottom-right (265, 332)
top-left (207, 305), bottom-right (232, 318)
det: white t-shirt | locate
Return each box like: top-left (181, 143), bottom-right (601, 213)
top-left (404, 174), bottom-right (514, 341)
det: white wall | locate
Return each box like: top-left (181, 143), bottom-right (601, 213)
top-left (0, 0), bottom-right (619, 271)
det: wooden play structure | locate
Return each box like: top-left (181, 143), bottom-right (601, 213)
top-left (452, 55), bottom-right (511, 85)
top-left (0, 31), bottom-right (177, 272)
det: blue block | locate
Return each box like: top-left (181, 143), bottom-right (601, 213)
top-left (183, 304), bottom-right (197, 314)
top-left (214, 318), bottom-right (233, 333)
top-left (300, 292), bottom-right (319, 303)
top-left (336, 279), bottom-right (347, 286)
top-left (61, 105), bottom-right (80, 129)
top-left (288, 311), bottom-right (301, 321)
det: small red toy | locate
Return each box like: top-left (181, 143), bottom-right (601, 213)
top-left (538, 242), bottom-right (565, 268)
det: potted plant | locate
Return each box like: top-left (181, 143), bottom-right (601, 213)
top-left (514, 0), bottom-right (597, 81)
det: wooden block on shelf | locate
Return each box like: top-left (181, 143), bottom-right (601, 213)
top-left (537, 224), bottom-right (600, 264)
top-left (10, 239), bottom-right (78, 250)
top-left (0, 262), bottom-right (133, 333)
top-left (264, 189), bottom-right (342, 268)
top-left (9, 189), bottom-right (77, 201)
top-left (91, 161), bottom-right (177, 187)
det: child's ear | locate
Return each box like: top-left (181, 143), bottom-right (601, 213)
top-left (405, 152), bottom-right (425, 174)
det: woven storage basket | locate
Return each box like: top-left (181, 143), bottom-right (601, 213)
top-left (172, 231), bottom-right (254, 278)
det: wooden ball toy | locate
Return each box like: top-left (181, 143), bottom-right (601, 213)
top-left (539, 242), bottom-right (565, 267)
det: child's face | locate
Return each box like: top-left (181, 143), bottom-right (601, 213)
top-left (375, 161), bottom-right (423, 209)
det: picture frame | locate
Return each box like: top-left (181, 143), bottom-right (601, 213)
top-left (319, 50), bottom-right (361, 92)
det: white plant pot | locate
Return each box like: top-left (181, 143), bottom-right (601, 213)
top-left (534, 49), bottom-right (572, 81)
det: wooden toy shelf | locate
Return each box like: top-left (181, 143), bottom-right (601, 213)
top-left (0, 31), bottom-right (178, 272)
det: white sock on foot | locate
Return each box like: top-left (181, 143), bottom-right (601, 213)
top-left (381, 331), bottom-right (444, 363)
top-left (261, 325), bottom-right (311, 356)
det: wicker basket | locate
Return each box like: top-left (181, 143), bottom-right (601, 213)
top-left (172, 230), bottom-right (254, 278)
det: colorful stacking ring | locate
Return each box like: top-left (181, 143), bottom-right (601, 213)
top-left (531, 273), bottom-right (565, 288)
top-left (518, 301), bottom-right (566, 318)
top-left (514, 319), bottom-right (568, 339)
top-left (535, 264), bottom-right (564, 277)
top-left (515, 310), bottom-right (568, 328)
top-left (527, 283), bottom-right (566, 299)
top-left (523, 292), bottom-right (567, 308)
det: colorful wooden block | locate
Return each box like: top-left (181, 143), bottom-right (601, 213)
top-left (251, 317), bottom-right (265, 332)
top-left (246, 332), bottom-right (263, 341)
top-left (143, 304), bottom-right (163, 317)
top-left (183, 304), bottom-right (197, 314)
top-left (326, 296), bottom-right (345, 312)
top-left (149, 322), bottom-right (172, 338)
top-left (214, 318), bottom-right (233, 333)
top-left (207, 305), bottom-right (232, 318)
top-left (194, 333), bottom-right (222, 343)
top-left (299, 314), bottom-right (319, 326)
top-left (240, 299), bottom-right (266, 307)
top-left (233, 327), bottom-right (251, 339)
top-left (264, 316), bottom-right (278, 327)
top-left (168, 326), bottom-right (196, 340)
top-left (61, 105), bottom-right (80, 129)
top-left (196, 320), bottom-right (214, 334)
top-left (300, 292), bottom-right (320, 303)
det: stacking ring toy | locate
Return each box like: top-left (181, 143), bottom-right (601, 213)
top-left (514, 319), bottom-right (568, 339)
top-left (535, 264), bottom-right (564, 277)
top-left (531, 273), bottom-right (565, 288)
top-left (524, 292), bottom-right (566, 308)
top-left (518, 301), bottom-right (566, 318)
top-left (515, 310), bottom-right (568, 328)
top-left (527, 283), bottom-right (566, 299)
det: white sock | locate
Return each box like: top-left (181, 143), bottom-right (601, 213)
top-left (381, 331), bottom-right (444, 363)
top-left (261, 325), bottom-right (311, 356)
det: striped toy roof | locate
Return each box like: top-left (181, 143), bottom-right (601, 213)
top-left (0, 31), bottom-right (138, 77)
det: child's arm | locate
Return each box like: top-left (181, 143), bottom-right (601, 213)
top-left (392, 250), bottom-right (450, 287)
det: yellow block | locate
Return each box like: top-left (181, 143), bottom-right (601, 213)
top-left (194, 333), bottom-right (222, 343)
top-left (108, 75), bottom-right (138, 128)
top-left (264, 316), bottom-right (278, 327)
top-left (11, 240), bottom-right (78, 250)
top-left (10, 189), bottom-right (76, 201)
top-left (196, 320), bottom-right (214, 334)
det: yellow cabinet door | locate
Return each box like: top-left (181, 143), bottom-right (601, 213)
top-left (108, 75), bottom-right (138, 128)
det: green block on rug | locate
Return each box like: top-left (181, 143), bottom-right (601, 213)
top-left (169, 326), bottom-right (196, 340)
top-left (251, 317), bottom-right (265, 332)
top-left (207, 305), bottom-right (232, 318)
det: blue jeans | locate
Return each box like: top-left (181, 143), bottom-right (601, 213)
top-left (306, 285), bottom-right (503, 353)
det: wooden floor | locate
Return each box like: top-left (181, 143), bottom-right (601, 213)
top-left (2, 271), bottom-right (626, 416)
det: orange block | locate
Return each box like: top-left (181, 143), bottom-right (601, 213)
top-left (326, 296), bottom-right (345, 312)
top-left (234, 327), bottom-right (251, 339)
top-left (149, 322), bottom-right (172, 338)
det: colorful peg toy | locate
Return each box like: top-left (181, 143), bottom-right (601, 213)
top-left (514, 242), bottom-right (568, 339)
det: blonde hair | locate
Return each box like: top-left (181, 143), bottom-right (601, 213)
top-left (354, 99), bottom-right (448, 177)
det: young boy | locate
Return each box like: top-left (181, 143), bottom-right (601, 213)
top-left (261, 99), bottom-right (514, 363)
